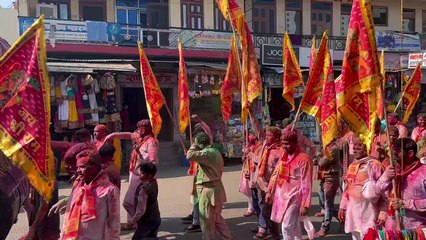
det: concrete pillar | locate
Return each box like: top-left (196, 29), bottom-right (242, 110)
top-left (204, 0), bottom-right (214, 29)
top-left (169, 0), bottom-right (181, 28)
top-left (106, 0), bottom-right (115, 22)
top-left (70, 0), bottom-right (79, 20)
top-left (415, 8), bottom-right (422, 33)
top-left (27, 0), bottom-right (36, 17)
top-left (277, 0), bottom-right (285, 34)
top-left (244, 0), bottom-right (253, 31)
top-left (302, 0), bottom-right (311, 35)
top-left (17, 0), bottom-right (29, 16)
top-left (333, 1), bottom-right (341, 36)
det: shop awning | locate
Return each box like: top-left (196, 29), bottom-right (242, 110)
top-left (186, 62), bottom-right (228, 71)
top-left (47, 62), bottom-right (137, 73)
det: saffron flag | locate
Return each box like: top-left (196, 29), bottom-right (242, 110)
top-left (221, 34), bottom-right (241, 123)
top-left (320, 39), bottom-right (338, 151)
top-left (217, 0), bottom-right (262, 123)
top-left (377, 50), bottom-right (385, 119)
top-left (282, 32), bottom-right (303, 110)
top-left (401, 62), bottom-right (422, 124)
top-left (336, 0), bottom-right (382, 153)
top-left (178, 40), bottom-right (190, 133)
top-left (0, 16), bottom-right (55, 201)
top-left (300, 32), bottom-right (328, 119)
top-left (138, 42), bottom-right (165, 137)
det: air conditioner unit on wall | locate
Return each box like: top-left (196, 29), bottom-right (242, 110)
top-left (37, 3), bottom-right (57, 19)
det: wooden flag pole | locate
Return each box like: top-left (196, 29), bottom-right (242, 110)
top-left (291, 81), bottom-right (306, 131)
top-left (163, 99), bottom-right (187, 153)
top-left (381, 84), bottom-right (403, 230)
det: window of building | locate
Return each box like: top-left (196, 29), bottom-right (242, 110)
top-left (286, 0), bottom-right (302, 35)
top-left (341, 4), bottom-right (351, 36)
top-left (311, 2), bottom-right (332, 35)
top-left (38, 0), bottom-right (70, 19)
top-left (214, 2), bottom-right (231, 31)
top-left (372, 6), bottom-right (388, 26)
top-left (423, 10), bottom-right (426, 33)
top-left (116, 0), bottom-right (168, 28)
top-left (403, 8), bottom-right (415, 32)
top-left (80, 0), bottom-right (106, 21)
top-left (181, 0), bottom-right (203, 29)
top-left (253, 0), bottom-right (275, 34)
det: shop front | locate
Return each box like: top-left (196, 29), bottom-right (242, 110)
top-left (186, 66), bottom-right (246, 159)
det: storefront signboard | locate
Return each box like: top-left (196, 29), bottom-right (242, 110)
top-left (377, 31), bottom-right (421, 52)
top-left (261, 44), bottom-right (299, 66)
top-left (179, 30), bottom-right (233, 50)
top-left (19, 17), bottom-right (87, 43)
top-left (408, 53), bottom-right (423, 69)
top-left (118, 73), bottom-right (176, 87)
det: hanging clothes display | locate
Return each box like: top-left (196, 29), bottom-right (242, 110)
top-left (102, 72), bottom-right (121, 131)
top-left (66, 74), bottom-right (83, 129)
top-left (79, 74), bottom-right (100, 126)
top-left (56, 75), bottom-right (69, 130)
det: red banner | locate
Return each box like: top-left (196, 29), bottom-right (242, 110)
top-left (217, 0), bottom-right (262, 123)
top-left (138, 42), bottom-right (165, 137)
top-left (282, 32), bottom-right (303, 110)
top-left (301, 33), bottom-right (327, 119)
top-left (221, 34), bottom-right (241, 123)
top-left (402, 63), bottom-right (422, 124)
top-left (0, 16), bottom-right (54, 201)
top-left (336, 0), bottom-right (382, 152)
top-left (320, 41), bottom-right (338, 150)
top-left (178, 40), bottom-right (190, 133)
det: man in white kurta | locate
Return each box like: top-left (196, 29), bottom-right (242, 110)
top-left (265, 129), bottom-right (313, 240)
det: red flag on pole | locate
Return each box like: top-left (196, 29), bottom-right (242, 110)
top-left (282, 32), bottom-right (303, 110)
top-left (336, 0), bottom-right (382, 152)
top-left (217, 0), bottom-right (262, 123)
top-left (401, 63), bottom-right (422, 124)
top-left (138, 42), bottom-right (165, 137)
top-left (0, 16), bottom-right (55, 201)
top-left (178, 40), bottom-right (190, 133)
top-left (221, 34), bottom-right (242, 123)
top-left (300, 32), bottom-right (328, 119)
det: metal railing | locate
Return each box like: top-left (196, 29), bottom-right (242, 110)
top-left (18, 17), bottom-right (347, 51)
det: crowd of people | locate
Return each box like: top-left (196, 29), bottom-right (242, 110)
top-left (0, 112), bottom-right (426, 240)
top-left (237, 112), bottom-right (426, 240)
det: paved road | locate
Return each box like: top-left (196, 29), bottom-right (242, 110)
top-left (7, 163), bottom-right (351, 240)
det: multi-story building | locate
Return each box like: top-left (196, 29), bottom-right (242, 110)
top-left (10, 0), bottom-right (426, 163)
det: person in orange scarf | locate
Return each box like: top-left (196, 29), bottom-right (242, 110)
top-left (265, 129), bottom-right (313, 240)
top-left (105, 119), bottom-right (159, 230)
top-left (252, 126), bottom-right (282, 239)
top-left (240, 133), bottom-right (261, 218)
top-left (377, 138), bottom-right (426, 231)
top-left (338, 137), bottom-right (384, 240)
top-left (61, 150), bottom-right (120, 240)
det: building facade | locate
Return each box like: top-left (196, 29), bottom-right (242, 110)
top-left (10, 0), bottom-right (426, 162)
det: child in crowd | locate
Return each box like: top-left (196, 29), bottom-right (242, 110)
top-left (124, 162), bottom-right (161, 240)
top-left (99, 143), bottom-right (121, 189)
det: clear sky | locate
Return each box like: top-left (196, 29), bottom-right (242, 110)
top-left (0, 0), bottom-right (13, 8)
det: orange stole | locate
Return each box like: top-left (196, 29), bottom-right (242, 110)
top-left (257, 143), bottom-right (279, 178)
top-left (276, 149), bottom-right (304, 186)
top-left (62, 176), bottom-right (102, 239)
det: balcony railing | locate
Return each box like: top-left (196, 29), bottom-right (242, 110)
top-left (19, 17), bottom-right (420, 53)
